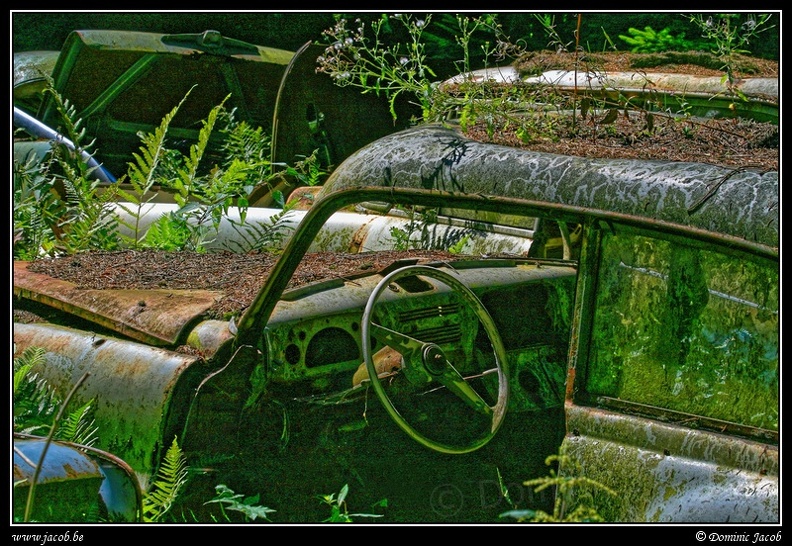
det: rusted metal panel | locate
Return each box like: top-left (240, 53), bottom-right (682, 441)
top-left (13, 50), bottom-right (59, 98)
top-left (14, 261), bottom-right (222, 346)
top-left (562, 404), bottom-right (779, 522)
top-left (13, 323), bottom-right (207, 479)
top-left (14, 438), bottom-right (103, 484)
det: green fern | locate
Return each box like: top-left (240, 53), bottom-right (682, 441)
top-left (13, 150), bottom-right (60, 259)
top-left (141, 211), bottom-right (194, 252)
top-left (116, 88), bottom-right (194, 249)
top-left (13, 346), bottom-right (98, 445)
top-left (13, 347), bottom-right (59, 435)
top-left (55, 400), bottom-right (98, 447)
top-left (13, 83), bottom-right (119, 256)
top-left (220, 197), bottom-right (299, 253)
top-left (170, 94), bottom-right (231, 206)
top-left (142, 436), bottom-right (189, 522)
top-left (219, 111), bottom-right (273, 187)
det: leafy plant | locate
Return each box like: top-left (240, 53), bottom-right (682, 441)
top-left (142, 436), bottom-right (189, 522)
top-left (115, 88), bottom-right (194, 249)
top-left (13, 85), bottom-right (120, 259)
top-left (319, 483), bottom-right (386, 522)
top-left (204, 484), bottom-right (276, 522)
top-left (687, 13), bottom-right (775, 85)
top-left (317, 13), bottom-right (502, 123)
top-left (533, 13), bottom-right (574, 53)
top-left (500, 451), bottom-right (617, 522)
top-left (618, 26), bottom-right (699, 53)
top-left (13, 346), bottom-right (97, 445)
top-left (14, 78), bottom-right (326, 257)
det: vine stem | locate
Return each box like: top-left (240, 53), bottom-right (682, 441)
top-left (572, 13), bottom-right (582, 131)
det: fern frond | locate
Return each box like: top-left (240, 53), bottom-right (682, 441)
top-left (125, 87), bottom-right (194, 199)
top-left (142, 436), bottom-right (189, 522)
top-left (175, 94), bottom-right (231, 200)
top-left (55, 399), bottom-right (98, 447)
top-left (13, 347), bottom-right (59, 434)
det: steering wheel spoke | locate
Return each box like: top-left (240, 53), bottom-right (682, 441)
top-left (432, 360), bottom-right (493, 417)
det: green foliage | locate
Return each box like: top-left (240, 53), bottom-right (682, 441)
top-left (688, 13), bottom-right (774, 58)
top-left (532, 13), bottom-right (574, 52)
top-left (14, 79), bottom-right (325, 257)
top-left (13, 85), bottom-right (120, 259)
top-left (618, 26), bottom-right (699, 53)
top-left (318, 484), bottom-right (386, 522)
top-left (317, 14), bottom-right (501, 123)
top-left (55, 400), bottom-right (98, 448)
top-left (687, 13), bottom-right (775, 84)
top-left (13, 347), bottom-right (58, 436)
top-left (204, 484), bottom-right (276, 522)
top-left (116, 89), bottom-right (194, 249)
top-left (142, 437), bottom-right (189, 522)
top-left (140, 212), bottom-right (194, 252)
top-left (500, 451), bottom-right (617, 522)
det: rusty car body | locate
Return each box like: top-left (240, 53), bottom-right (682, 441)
top-left (13, 121), bottom-right (778, 523)
top-left (12, 27), bottom-right (779, 524)
top-left (11, 27), bottom-right (417, 524)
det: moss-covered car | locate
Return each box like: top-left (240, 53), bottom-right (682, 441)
top-left (13, 27), bottom-right (778, 524)
top-left (14, 121), bottom-right (778, 523)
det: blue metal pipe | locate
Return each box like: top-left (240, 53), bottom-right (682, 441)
top-left (13, 106), bottom-right (116, 183)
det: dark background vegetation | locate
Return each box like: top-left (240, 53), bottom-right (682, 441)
top-left (12, 11), bottom-right (780, 79)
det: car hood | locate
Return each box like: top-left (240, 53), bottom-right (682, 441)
top-left (14, 260), bottom-right (222, 346)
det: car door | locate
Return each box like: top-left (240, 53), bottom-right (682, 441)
top-left (561, 221), bottom-right (779, 522)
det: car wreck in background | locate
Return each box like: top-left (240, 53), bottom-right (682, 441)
top-left (13, 28), bottom-right (778, 524)
top-left (13, 28), bottom-right (419, 202)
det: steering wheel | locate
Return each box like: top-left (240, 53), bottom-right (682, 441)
top-left (361, 264), bottom-right (509, 454)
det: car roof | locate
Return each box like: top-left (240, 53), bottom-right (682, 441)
top-left (318, 123), bottom-right (779, 255)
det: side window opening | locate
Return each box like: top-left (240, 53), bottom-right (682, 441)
top-left (584, 229), bottom-right (779, 435)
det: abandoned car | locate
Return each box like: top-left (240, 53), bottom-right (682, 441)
top-left (13, 28), bottom-right (418, 199)
top-left (13, 24), bottom-right (779, 523)
top-left (13, 120), bottom-right (778, 522)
